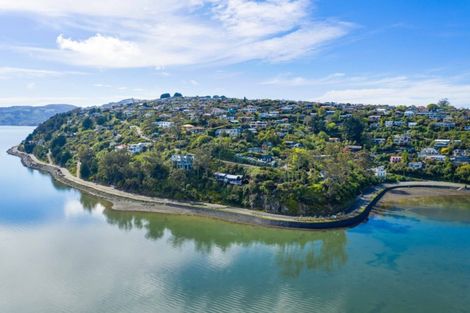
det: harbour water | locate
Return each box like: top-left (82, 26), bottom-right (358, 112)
top-left (1, 126), bottom-right (469, 313)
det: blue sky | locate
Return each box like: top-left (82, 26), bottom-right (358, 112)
top-left (0, 0), bottom-right (469, 107)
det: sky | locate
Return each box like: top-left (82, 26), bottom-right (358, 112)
top-left (0, 0), bottom-right (470, 107)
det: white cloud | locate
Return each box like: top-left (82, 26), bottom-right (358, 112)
top-left (317, 77), bottom-right (470, 106)
top-left (0, 66), bottom-right (82, 79)
top-left (262, 73), bottom-right (470, 107)
top-left (63, 198), bottom-right (106, 219)
top-left (93, 83), bottom-right (112, 88)
top-left (0, 95), bottom-right (126, 106)
top-left (211, 0), bottom-right (310, 38)
top-left (0, 0), bottom-right (197, 18)
top-left (0, 0), bottom-right (352, 68)
top-left (261, 72), bottom-right (346, 86)
top-left (26, 82), bottom-right (36, 90)
top-left (56, 34), bottom-right (141, 67)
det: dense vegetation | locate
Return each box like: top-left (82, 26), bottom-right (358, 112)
top-left (0, 104), bottom-right (76, 126)
top-left (20, 96), bottom-right (470, 216)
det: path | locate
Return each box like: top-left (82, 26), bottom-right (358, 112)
top-left (7, 145), bottom-right (469, 229)
top-left (130, 125), bottom-right (153, 142)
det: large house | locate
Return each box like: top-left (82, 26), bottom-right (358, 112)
top-left (155, 121), bottom-right (174, 128)
top-left (128, 142), bottom-right (152, 154)
top-left (393, 134), bottom-right (411, 146)
top-left (434, 122), bottom-right (456, 129)
top-left (215, 128), bottom-right (242, 137)
top-left (182, 124), bottom-right (205, 134)
top-left (373, 166), bottom-right (387, 179)
top-left (419, 147), bottom-right (439, 157)
top-left (171, 154), bottom-right (194, 170)
top-left (214, 172), bottom-right (244, 185)
top-left (434, 139), bottom-right (451, 148)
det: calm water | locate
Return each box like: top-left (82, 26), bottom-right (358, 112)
top-left (1, 126), bottom-right (469, 313)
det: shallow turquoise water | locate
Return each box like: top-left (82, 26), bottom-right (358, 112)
top-left (1, 126), bottom-right (469, 313)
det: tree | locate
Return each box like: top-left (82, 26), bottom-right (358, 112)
top-left (97, 151), bottom-right (132, 186)
top-left (82, 117), bottom-right (93, 130)
top-left (78, 146), bottom-right (97, 179)
top-left (456, 164), bottom-right (470, 183)
top-left (173, 92), bottom-right (183, 97)
top-left (311, 117), bottom-right (325, 133)
top-left (193, 146), bottom-right (213, 175)
top-left (427, 103), bottom-right (439, 111)
top-left (342, 117), bottom-right (364, 143)
top-left (160, 93), bottom-right (171, 99)
top-left (438, 98), bottom-right (450, 109)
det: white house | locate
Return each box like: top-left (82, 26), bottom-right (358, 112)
top-left (171, 154), bottom-right (194, 170)
top-left (215, 128), bottom-right (242, 137)
top-left (242, 106), bottom-right (258, 113)
top-left (128, 142), bottom-right (152, 154)
top-left (373, 166), bottom-right (387, 179)
top-left (425, 155), bottom-right (446, 162)
top-left (408, 162), bottom-right (423, 170)
top-left (419, 148), bottom-right (439, 157)
top-left (434, 122), bottom-right (456, 129)
top-left (373, 138), bottom-right (386, 145)
top-left (155, 121), bottom-right (175, 128)
top-left (434, 139), bottom-right (451, 148)
top-left (214, 172), bottom-right (244, 185)
top-left (393, 134), bottom-right (411, 146)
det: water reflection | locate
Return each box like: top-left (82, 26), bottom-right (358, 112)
top-left (102, 208), bottom-right (348, 277)
top-left (376, 189), bottom-right (470, 224)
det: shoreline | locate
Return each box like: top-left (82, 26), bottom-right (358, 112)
top-left (7, 145), bottom-right (469, 229)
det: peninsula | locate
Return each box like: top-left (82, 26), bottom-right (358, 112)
top-left (13, 95), bottom-right (470, 223)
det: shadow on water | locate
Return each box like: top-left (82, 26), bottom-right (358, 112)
top-left (101, 208), bottom-right (348, 278)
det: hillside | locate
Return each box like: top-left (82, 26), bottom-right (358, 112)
top-left (19, 96), bottom-right (470, 216)
top-left (0, 104), bottom-right (76, 126)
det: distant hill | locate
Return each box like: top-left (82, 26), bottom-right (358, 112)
top-left (0, 104), bottom-right (77, 126)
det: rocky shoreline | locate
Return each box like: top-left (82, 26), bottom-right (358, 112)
top-left (7, 145), bottom-right (468, 230)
